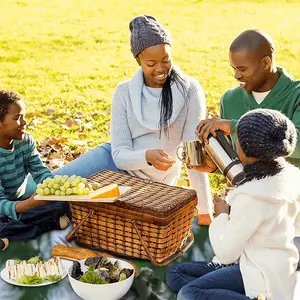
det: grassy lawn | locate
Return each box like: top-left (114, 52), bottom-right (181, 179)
top-left (0, 0), bottom-right (300, 190)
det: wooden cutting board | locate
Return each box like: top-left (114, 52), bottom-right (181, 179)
top-left (34, 186), bottom-right (131, 202)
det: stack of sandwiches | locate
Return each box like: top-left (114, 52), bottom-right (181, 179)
top-left (6, 257), bottom-right (63, 281)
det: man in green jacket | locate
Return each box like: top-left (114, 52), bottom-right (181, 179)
top-left (196, 29), bottom-right (300, 170)
top-left (196, 29), bottom-right (300, 264)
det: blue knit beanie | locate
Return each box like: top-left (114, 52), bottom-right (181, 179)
top-left (129, 15), bottom-right (172, 58)
top-left (237, 109), bottom-right (297, 159)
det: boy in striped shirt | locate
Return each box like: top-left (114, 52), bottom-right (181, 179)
top-left (0, 90), bottom-right (70, 244)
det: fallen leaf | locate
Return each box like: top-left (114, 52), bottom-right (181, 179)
top-left (47, 108), bottom-right (55, 115)
top-left (72, 140), bottom-right (88, 146)
top-left (74, 112), bottom-right (84, 118)
top-left (78, 133), bottom-right (88, 139)
top-left (83, 122), bottom-right (93, 129)
top-left (49, 158), bottom-right (65, 170)
top-left (65, 120), bottom-right (76, 127)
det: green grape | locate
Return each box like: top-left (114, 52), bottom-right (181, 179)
top-left (80, 178), bottom-right (88, 185)
top-left (54, 175), bottom-right (62, 183)
top-left (53, 183), bottom-right (60, 190)
top-left (60, 191), bottom-right (66, 196)
top-left (50, 188), bottom-right (55, 194)
top-left (60, 186), bottom-right (66, 192)
top-left (70, 175), bottom-right (76, 181)
top-left (64, 182), bottom-right (70, 188)
top-left (36, 188), bottom-right (44, 195)
top-left (72, 187), bottom-right (78, 194)
top-left (77, 189), bottom-right (84, 195)
top-left (55, 190), bottom-right (61, 196)
top-left (48, 182), bottom-right (54, 188)
top-left (66, 188), bottom-right (73, 195)
top-left (37, 184), bottom-right (43, 189)
top-left (61, 177), bottom-right (68, 184)
top-left (92, 183), bottom-right (101, 191)
top-left (78, 182), bottom-right (85, 190)
top-left (71, 181), bottom-right (78, 187)
top-left (43, 178), bottom-right (52, 185)
top-left (83, 187), bottom-right (90, 195)
top-left (44, 188), bottom-right (50, 195)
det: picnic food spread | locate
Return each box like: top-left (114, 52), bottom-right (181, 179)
top-left (36, 175), bottom-right (120, 199)
top-left (70, 257), bottom-right (133, 284)
top-left (6, 256), bottom-right (63, 284)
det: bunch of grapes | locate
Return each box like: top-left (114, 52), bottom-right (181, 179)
top-left (36, 175), bottom-right (100, 196)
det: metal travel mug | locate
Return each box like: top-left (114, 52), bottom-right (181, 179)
top-left (177, 140), bottom-right (203, 167)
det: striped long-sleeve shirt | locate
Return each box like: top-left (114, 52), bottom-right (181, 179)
top-left (0, 133), bottom-right (52, 220)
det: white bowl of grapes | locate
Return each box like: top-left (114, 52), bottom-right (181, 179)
top-left (68, 256), bottom-right (134, 300)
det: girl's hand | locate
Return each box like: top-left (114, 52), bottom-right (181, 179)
top-left (213, 194), bottom-right (230, 217)
top-left (146, 149), bottom-right (175, 171)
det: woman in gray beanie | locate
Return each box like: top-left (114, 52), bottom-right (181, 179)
top-left (50, 15), bottom-right (212, 225)
top-left (167, 108), bottom-right (300, 300)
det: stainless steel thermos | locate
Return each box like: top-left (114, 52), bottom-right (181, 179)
top-left (204, 130), bottom-right (245, 185)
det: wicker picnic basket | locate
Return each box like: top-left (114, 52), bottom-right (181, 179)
top-left (66, 170), bottom-right (197, 267)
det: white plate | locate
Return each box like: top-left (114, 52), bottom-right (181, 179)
top-left (0, 267), bottom-right (67, 287)
top-left (34, 186), bottom-right (131, 203)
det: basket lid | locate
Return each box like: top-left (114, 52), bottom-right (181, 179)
top-left (88, 170), bottom-right (197, 218)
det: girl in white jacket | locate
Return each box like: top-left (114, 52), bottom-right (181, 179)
top-left (166, 108), bottom-right (300, 300)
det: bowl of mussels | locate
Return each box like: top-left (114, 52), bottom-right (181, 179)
top-left (68, 256), bottom-right (134, 300)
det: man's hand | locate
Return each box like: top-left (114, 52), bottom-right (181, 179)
top-left (213, 194), bottom-right (230, 217)
top-left (196, 118), bottom-right (232, 145)
top-left (146, 149), bottom-right (175, 171)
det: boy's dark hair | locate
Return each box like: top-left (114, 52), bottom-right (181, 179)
top-left (0, 90), bottom-right (22, 121)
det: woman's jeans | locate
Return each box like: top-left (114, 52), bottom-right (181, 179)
top-left (166, 261), bottom-right (253, 300)
top-left (54, 142), bottom-right (123, 177)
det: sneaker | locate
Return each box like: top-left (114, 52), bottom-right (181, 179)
top-left (198, 213), bottom-right (212, 226)
top-left (0, 238), bottom-right (9, 251)
top-left (59, 215), bottom-right (71, 230)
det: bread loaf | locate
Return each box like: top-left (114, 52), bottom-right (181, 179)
top-left (52, 245), bottom-right (112, 261)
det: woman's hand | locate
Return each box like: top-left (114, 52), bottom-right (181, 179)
top-left (213, 194), bottom-right (230, 217)
top-left (196, 118), bottom-right (232, 145)
top-left (146, 149), bottom-right (175, 171)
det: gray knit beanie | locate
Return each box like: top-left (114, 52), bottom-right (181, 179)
top-left (129, 15), bottom-right (172, 58)
top-left (237, 108), bottom-right (297, 159)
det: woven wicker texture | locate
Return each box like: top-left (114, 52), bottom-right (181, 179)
top-left (69, 170), bottom-right (198, 264)
top-left (88, 170), bottom-right (197, 219)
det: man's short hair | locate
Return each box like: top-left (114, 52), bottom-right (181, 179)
top-left (230, 29), bottom-right (275, 59)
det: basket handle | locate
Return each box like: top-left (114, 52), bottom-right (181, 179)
top-left (132, 220), bottom-right (194, 267)
top-left (66, 210), bottom-right (94, 242)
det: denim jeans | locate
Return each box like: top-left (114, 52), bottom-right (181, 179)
top-left (166, 261), bottom-right (253, 300)
top-left (53, 142), bottom-right (124, 177)
top-left (0, 201), bottom-right (70, 241)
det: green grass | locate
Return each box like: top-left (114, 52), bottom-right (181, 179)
top-left (1, 0), bottom-right (300, 191)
